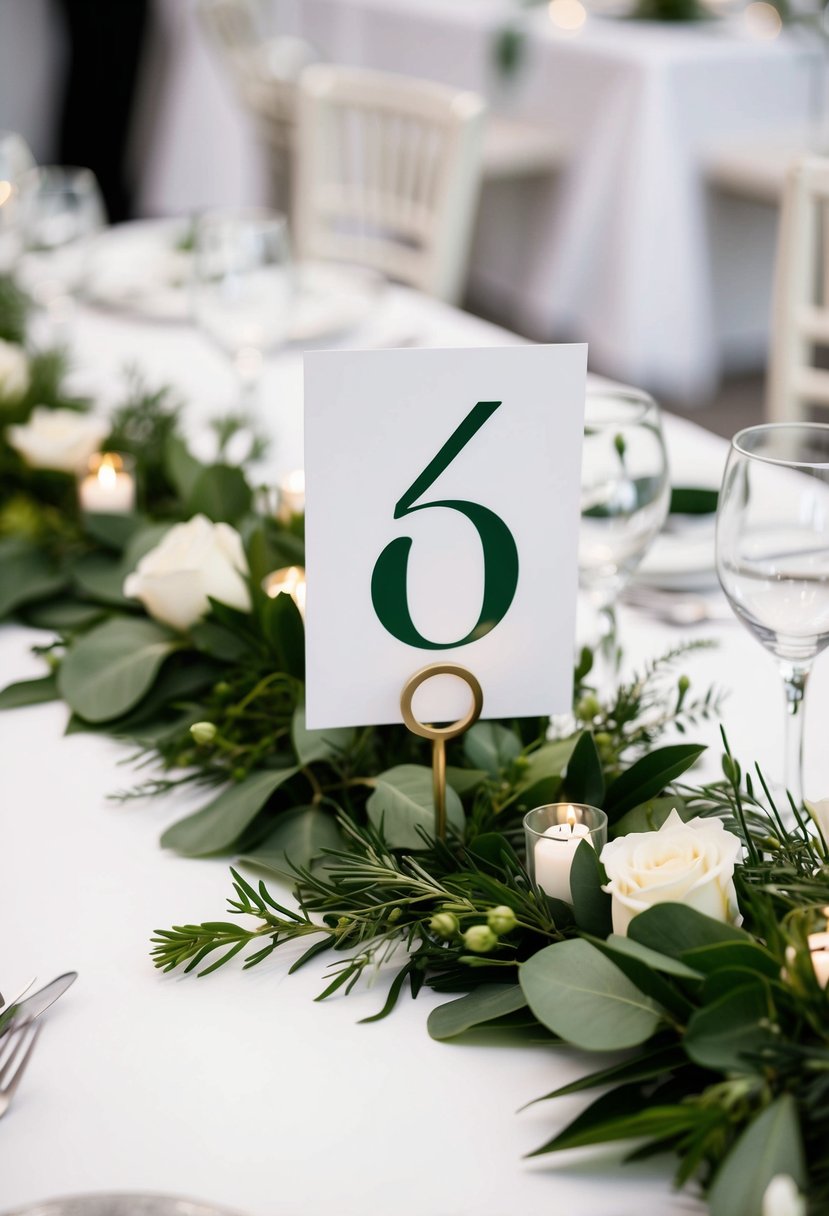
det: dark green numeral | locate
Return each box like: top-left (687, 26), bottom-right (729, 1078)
top-left (371, 400), bottom-right (519, 649)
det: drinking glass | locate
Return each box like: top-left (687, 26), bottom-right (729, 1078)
top-left (716, 423), bottom-right (829, 808)
top-left (0, 130), bottom-right (35, 270)
top-left (17, 165), bottom-right (106, 329)
top-left (579, 387), bottom-right (670, 667)
top-left (191, 209), bottom-right (293, 410)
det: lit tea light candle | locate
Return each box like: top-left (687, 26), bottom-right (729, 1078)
top-left (79, 452), bottom-right (136, 514)
top-left (277, 469), bottom-right (305, 521)
top-left (534, 805), bottom-right (592, 903)
top-left (262, 565), bottom-right (306, 617)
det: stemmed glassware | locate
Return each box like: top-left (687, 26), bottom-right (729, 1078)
top-left (17, 165), bottom-right (106, 336)
top-left (579, 386), bottom-right (670, 672)
top-left (716, 422), bottom-right (829, 809)
top-left (191, 208), bottom-right (293, 411)
top-left (0, 131), bottom-right (35, 271)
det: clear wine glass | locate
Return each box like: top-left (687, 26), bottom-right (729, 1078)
top-left (579, 386), bottom-right (670, 671)
top-left (0, 130), bottom-right (35, 271)
top-left (716, 423), bottom-right (829, 809)
top-left (17, 165), bottom-right (106, 333)
top-left (191, 208), bottom-right (293, 411)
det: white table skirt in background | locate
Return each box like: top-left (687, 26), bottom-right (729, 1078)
top-left (2, 290), bottom-right (829, 1215)
top-left (286, 0), bottom-right (821, 402)
top-left (0, 0), bottom-right (821, 404)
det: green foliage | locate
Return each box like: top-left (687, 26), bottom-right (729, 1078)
top-left (58, 617), bottom-right (179, 722)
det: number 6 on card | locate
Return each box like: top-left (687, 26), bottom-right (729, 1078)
top-left (304, 344), bottom-right (587, 730)
top-left (371, 400), bottom-right (519, 649)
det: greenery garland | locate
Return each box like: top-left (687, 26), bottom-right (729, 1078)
top-left (2, 272), bottom-right (828, 1215)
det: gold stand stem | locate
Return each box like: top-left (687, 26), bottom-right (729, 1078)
top-left (400, 663), bottom-right (483, 840)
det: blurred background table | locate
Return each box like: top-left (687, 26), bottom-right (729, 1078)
top-left (2, 1), bottom-right (822, 405)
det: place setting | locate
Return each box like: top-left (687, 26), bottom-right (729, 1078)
top-left (3, 5), bottom-right (829, 1216)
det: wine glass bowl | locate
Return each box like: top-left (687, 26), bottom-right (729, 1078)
top-left (716, 422), bottom-right (829, 805)
top-left (191, 209), bottom-right (293, 408)
top-left (579, 386), bottom-right (670, 609)
top-left (17, 165), bottom-right (106, 318)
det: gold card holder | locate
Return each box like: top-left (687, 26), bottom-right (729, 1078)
top-left (400, 663), bottom-right (483, 840)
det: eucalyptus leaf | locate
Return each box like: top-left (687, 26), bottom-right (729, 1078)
top-left (610, 795), bottom-right (692, 839)
top-left (0, 674), bottom-right (59, 710)
top-left (707, 1096), bottom-right (806, 1216)
top-left (239, 805), bottom-right (343, 878)
top-left (463, 722), bottom-right (521, 776)
top-left (24, 599), bottom-right (106, 632)
top-left (71, 554), bottom-right (131, 607)
top-left (684, 984), bottom-right (776, 1072)
top-left (628, 903), bottom-right (749, 958)
top-left (570, 840), bottom-right (612, 937)
top-left (186, 463), bottom-right (252, 524)
top-left (58, 617), bottom-right (178, 722)
top-left (0, 539), bottom-right (66, 617)
top-left (681, 940), bottom-right (780, 979)
top-left (81, 511), bottom-right (144, 551)
top-left (161, 767), bottom-right (299, 856)
top-left (367, 764), bottom-right (464, 849)
top-left (520, 939), bottom-right (663, 1050)
top-left (189, 620), bottom-right (252, 662)
top-left (604, 744), bottom-right (705, 819)
top-left (260, 591), bottom-right (304, 678)
top-left (563, 731), bottom-right (605, 806)
top-left (291, 706), bottom-right (354, 766)
top-left (164, 434), bottom-right (204, 500)
top-left (445, 766), bottom-right (487, 797)
top-left (427, 984), bottom-right (528, 1040)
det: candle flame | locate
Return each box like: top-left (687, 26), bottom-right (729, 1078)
top-left (566, 806), bottom-right (577, 828)
top-left (284, 469), bottom-right (305, 493)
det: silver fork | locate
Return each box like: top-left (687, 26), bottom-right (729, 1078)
top-left (0, 1019), bottom-right (42, 1118)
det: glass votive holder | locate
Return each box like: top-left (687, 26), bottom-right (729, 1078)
top-left (78, 451), bottom-right (136, 514)
top-left (523, 803), bottom-right (609, 904)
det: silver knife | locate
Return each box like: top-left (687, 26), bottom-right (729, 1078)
top-left (4, 972), bottom-right (77, 1024)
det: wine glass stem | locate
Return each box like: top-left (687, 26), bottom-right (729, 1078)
top-left (781, 662), bottom-right (810, 809)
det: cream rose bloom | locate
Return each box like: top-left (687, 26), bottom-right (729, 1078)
top-left (123, 514), bottom-right (251, 632)
top-left (7, 406), bottom-right (110, 473)
top-left (600, 809), bottom-right (742, 936)
top-left (0, 339), bottom-right (30, 404)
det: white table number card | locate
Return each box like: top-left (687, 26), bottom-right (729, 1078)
top-left (304, 344), bottom-right (587, 729)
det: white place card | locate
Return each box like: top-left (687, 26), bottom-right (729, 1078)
top-left (304, 344), bottom-right (587, 729)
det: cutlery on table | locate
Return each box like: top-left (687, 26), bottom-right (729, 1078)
top-left (0, 1019), bottom-right (42, 1118)
top-left (0, 971), bottom-right (77, 1033)
top-left (622, 585), bottom-right (733, 627)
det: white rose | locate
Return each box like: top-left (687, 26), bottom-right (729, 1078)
top-left (7, 406), bottom-right (110, 473)
top-left (600, 809), bottom-right (742, 936)
top-left (123, 513), bottom-right (251, 631)
top-left (762, 1175), bottom-right (806, 1216)
top-left (0, 339), bottom-right (30, 404)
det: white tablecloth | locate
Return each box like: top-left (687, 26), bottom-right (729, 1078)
top-left (3, 291), bottom-right (829, 1216)
top-left (285, 0), bottom-right (820, 402)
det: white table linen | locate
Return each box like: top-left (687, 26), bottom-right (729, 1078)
top-left (2, 291), bottom-right (828, 1216)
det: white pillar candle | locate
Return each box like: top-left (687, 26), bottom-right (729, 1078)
top-left (533, 809), bottom-right (593, 903)
top-left (277, 469), bottom-right (305, 520)
top-left (79, 452), bottom-right (136, 514)
top-left (262, 565), bottom-right (306, 618)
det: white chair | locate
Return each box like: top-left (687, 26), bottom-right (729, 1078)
top-left (197, 0), bottom-right (317, 215)
top-left (767, 155), bottom-right (829, 423)
top-left (293, 65), bottom-right (486, 303)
